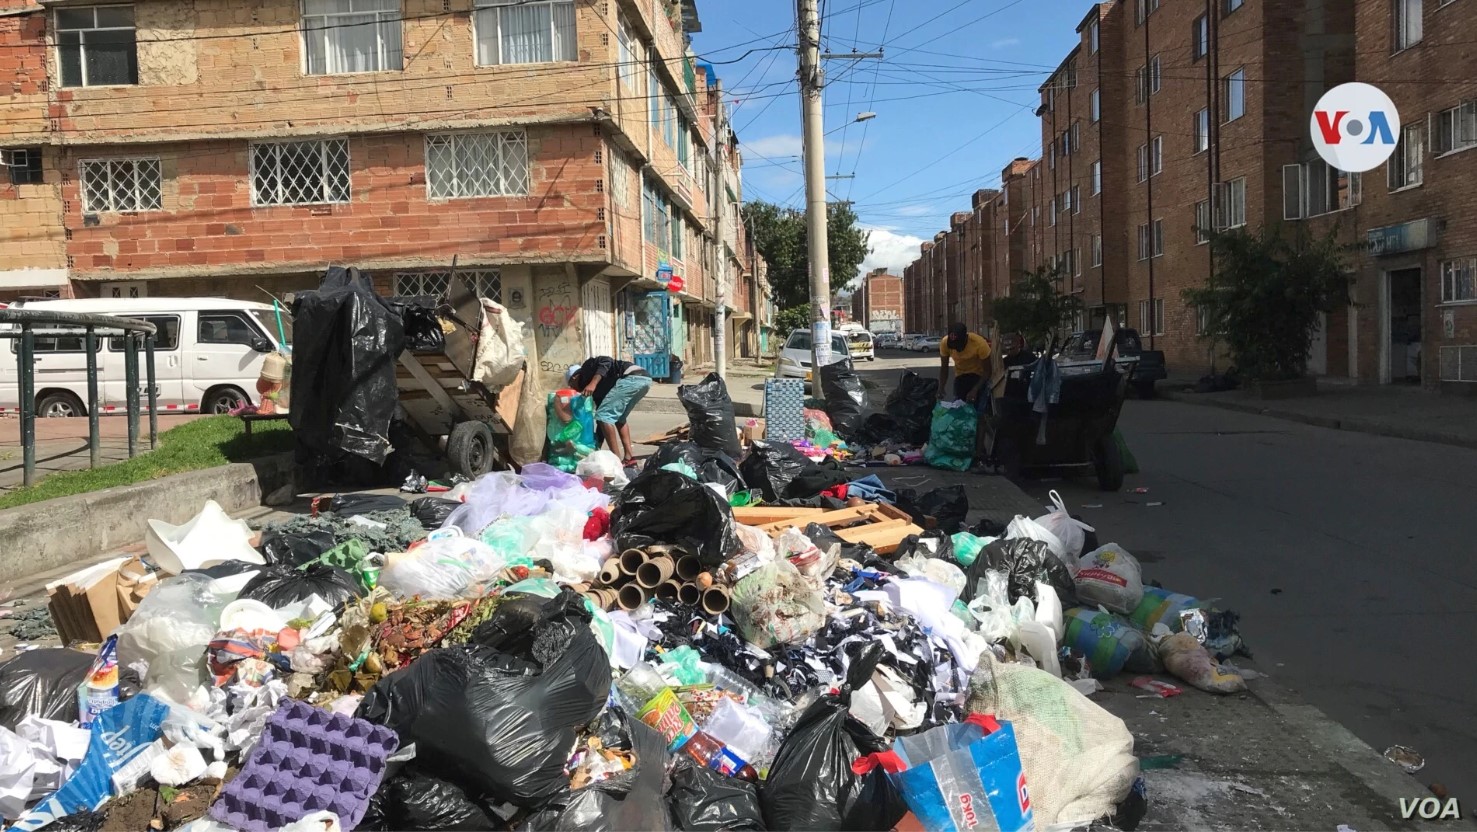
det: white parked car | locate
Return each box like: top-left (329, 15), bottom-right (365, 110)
top-left (775, 329), bottom-right (851, 381)
top-left (0, 297), bottom-right (290, 417)
top-left (915, 335), bottom-right (942, 352)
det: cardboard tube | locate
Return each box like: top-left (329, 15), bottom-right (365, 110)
top-left (675, 556), bottom-right (702, 582)
top-left (655, 580), bottom-right (682, 602)
top-left (617, 584), bottom-right (649, 611)
top-left (678, 582), bottom-right (702, 607)
top-left (644, 544), bottom-right (684, 559)
top-left (619, 549), bottom-right (648, 576)
top-left (595, 588), bottom-right (619, 609)
top-left (701, 586), bottom-right (731, 616)
top-left (598, 560), bottom-right (625, 587)
top-left (637, 556), bottom-right (676, 589)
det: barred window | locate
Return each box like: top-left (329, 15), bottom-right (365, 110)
top-left (425, 131), bottom-right (529, 199)
top-left (395, 269), bottom-right (503, 303)
top-left (250, 139), bottom-right (351, 205)
top-left (80, 158), bottom-right (161, 212)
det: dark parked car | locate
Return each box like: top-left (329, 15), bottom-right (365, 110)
top-left (1059, 328), bottom-right (1167, 398)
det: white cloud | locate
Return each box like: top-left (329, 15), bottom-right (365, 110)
top-left (990, 37), bottom-right (1021, 49)
top-left (853, 225), bottom-right (926, 285)
top-left (892, 203), bottom-right (936, 218)
top-left (743, 134), bottom-right (804, 158)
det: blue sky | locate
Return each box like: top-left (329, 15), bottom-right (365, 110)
top-left (694, 0), bottom-right (1090, 284)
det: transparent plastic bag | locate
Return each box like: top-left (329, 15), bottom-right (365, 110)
top-left (378, 534), bottom-right (508, 600)
top-left (895, 553), bottom-right (966, 599)
top-left (730, 560), bottom-right (826, 649)
top-left (115, 573), bottom-right (233, 704)
top-left (576, 449), bottom-right (630, 489)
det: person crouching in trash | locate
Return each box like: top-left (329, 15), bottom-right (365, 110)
top-left (937, 321), bottom-right (993, 469)
top-left (567, 356), bottom-right (653, 468)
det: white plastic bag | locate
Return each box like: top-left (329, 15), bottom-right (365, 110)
top-left (1034, 490), bottom-right (1095, 568)
top-left (1033, 581), bottom-right (1065, 643)
top-left (1005, 515), bottom-right (1068, 565)
top-left (895, 552), bottom-right (966, 599)
top-left (1074, 543), bottom-right (1144, 614)
top-left (115, 573), bottom-right (234, 704)
top-left (576, 450), bottom-right (630, 489)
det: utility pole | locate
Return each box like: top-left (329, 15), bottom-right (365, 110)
top-left (797, 0), bottom-right (831, 400)
top-left (712, 88), bottom-right (728, 380)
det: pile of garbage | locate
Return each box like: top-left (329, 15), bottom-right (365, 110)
top-left (0, 431), bottom-right (1247, 832)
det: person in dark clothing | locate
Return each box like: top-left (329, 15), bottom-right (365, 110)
top-left (567, 357), bottom-right (652, 465)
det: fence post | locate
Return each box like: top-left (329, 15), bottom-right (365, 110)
top-left (124, 332), bottom-right (140, 458)
top-left (18, 324), bottom-right (35, 488)
top-left (86, 327), bottom-right (100, 468)
top-left (145, 332), bottom-right (158, 450)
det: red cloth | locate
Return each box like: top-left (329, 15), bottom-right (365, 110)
top-left (583, 506), bottom-right (611, 541)
top-left (820, 484), bottom-right (849, 501)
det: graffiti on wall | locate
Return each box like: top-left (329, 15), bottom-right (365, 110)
top-left (536, 281), bottom-right (577, 340)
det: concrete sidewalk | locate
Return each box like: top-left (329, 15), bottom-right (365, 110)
top-left (0, 414), bottom-right (200, 490)
top-left (1159, 379), bottom-right (1477, 451)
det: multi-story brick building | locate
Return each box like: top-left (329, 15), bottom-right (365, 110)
top-left (850, 267), bottom-right (904, 334)
top-left (0, 0), bottom-right (767, 386)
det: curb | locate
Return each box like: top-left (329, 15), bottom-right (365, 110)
top-left (0, 454), bottom-right (293, 586)
top-left (1157, 389), bottom-right (1477, 451)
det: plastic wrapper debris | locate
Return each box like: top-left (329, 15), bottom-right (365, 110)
top-left (895, 552), bottom-right (966, 599)
top-left (894, 529), bottom-right (955, 564)
top-left (1157, 632), bottom-right (1246, 694)
top-left (884, 371), bottom-right (940, 444)
top-left (1073, 544), bottom-right (1144, 614)
top-left (290, 266), bottom-right (406, 466)
top-left (364, 766), bottom-right (498, 831)
top-left (520, 708), bottom-right (670, 832)
top-left (240, 563), bottom-right (365, 610)
top-left (1061, 608), bottom-right (1157, 679)
top-left (679, 372), bottom-right (743, 459)
top-left (1034, 490), bottom-right (1096, 565)
top-left (0, 650), bottom-right (94, 731)
top-left (965, 654), bottom-right (1138, 827)
top-left (667, 756), bottom-right (765, 832)
top-left (115, 573), bottom-right (232, 704)
top-left (611, 470), bottom-right (738, 567)
top-left (1126, 587), bottom-right (1245, 658)
top-left (923, 401), bottom-right (978, 472)
top-left (408, 497), bottom-right (461, 531)
top-left (819, 359), bottom-right (869, 439)
top-left (357, 591), bottom-right (611, 808)
top-left (576, 450), bottom-right (630, 489)
top-left (738, 441), bottom-right (813, 502)
top-left (777, 527), bottom-right (839, 591)
top-left (967, 538), bottom-right (1078, 610)
top-left (759, 643), bottom-right (908, 832)
top-left (445, 466), bottom-right (604, 538)
top-left (729, 559), bottom-right (827, 650)
top-left (872, 714), bottom-right (1034, 832)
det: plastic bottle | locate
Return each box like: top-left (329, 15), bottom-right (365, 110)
top-left (617, 664), bottom-right (697, 752)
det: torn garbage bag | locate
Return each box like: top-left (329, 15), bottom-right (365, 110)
top-left (667, 757), bottom-right (765, 832)
top-left (0, 649), bottom-right (94, 731)
top-left (357, 591), bottom-right (611, 808)
top-left (369, 765), bottom-right (497, 831)
top-left (289, 266), bottom-right (406, 465)
top-left (679, 372), bottom-right (743, 459)
top-left (966, 537), bottom-right (1078, 609)
top-left (611, 470), bottom-right (738, 567)
top-left (520, 709), bottom-right (670, 832)
top-left (239, 563), bottom-right (365, 609)
top-left (739, 441), bottom-right (811, 502)
top-left (819, 359), bottom-right (868, 438)
top-left (759, 643), bottom-right (908, 832)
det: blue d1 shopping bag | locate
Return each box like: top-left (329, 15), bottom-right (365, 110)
top-left (857, 714), bottom-right (1034, 832)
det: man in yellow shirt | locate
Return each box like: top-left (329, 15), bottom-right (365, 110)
top-left (938, 322), bottom-right (993, 412)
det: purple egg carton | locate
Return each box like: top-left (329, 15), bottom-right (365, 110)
top-left (208, 698), bottom-right (398, 832)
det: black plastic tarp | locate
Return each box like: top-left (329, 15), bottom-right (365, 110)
top-left (290, 266), bottom-right (406, 465)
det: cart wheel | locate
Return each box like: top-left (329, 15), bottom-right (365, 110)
top-left (1093, 434), bottom-right (1126, 492)
top-left (448, 420), bottom-right (497, 478)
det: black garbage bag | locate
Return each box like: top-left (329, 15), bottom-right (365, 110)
top-left (520, 708), bottom-right (671, 832)
top-left (0, 648), bottom-right (94, 730)
top-left (803, 522), bottom-right (875, 564)
top-left (787, 457), bottom-right (851, 499)
top-left (371, 766), bottom-right (497, 830)
top-left (330, 492), bottom-right (409, 517)
top-left (648, 439), bottom-right (704, 473)
top-left (759, 643), bottom-right (907, 831)
top-left (678, 372), bottom-right (743, 459)
top-left (967, 537), bottom-right (1079, 608)
top-left (409, 497), bottom-right (461, 530)
top-left (739, 441), bottom-right (812, 502)
top-left (239, 562), bottom-right (364, 609)
top-left (649, 441), bottom-right (744, 498)
top-left (393, 297), bottom-right (447, 353)
top-left (668, 757), bottom-right (765, 831)
top-left (969, 516), bottom-right (1007, 538)
top-left (893, 529), bottom-right (955, 563)
top-left (258, 527), bottom-right (338, 567)
top-left (852, 412), bottom-right (901, 446)
top-left (819, 359), bottom-right (868, 439)
top-left (182, 559), bottom-right (265, 582)
top-left (357, 591), bottom-right (611, 809)
top-left (611, 470), bottom-right (738, 567)
top-left (884, 371), bottom-right (939, 444)
top-left (896, 485), bottom-right (969, 534)
top-left (290, 265), bottom-right (406, 465)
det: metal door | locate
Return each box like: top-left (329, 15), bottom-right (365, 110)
top-left (631, 290), bottom-right (670, 379)
top-left (581, 278), bottom-right (615, 358)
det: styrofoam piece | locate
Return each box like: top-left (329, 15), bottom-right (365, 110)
top-left (219, 599), bottom-right (288, 634)
top-left (146, 500), bottom-right (265, 575)
top-left (208, 698), bottom-right (397, 832)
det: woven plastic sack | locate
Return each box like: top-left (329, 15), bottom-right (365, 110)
top-left (965, 655), bottom-right (1137, 827)
top-left (730, 560), bottom-right (825, 649)
top-left (869, 714), bottom-right (1034, 832)
top-left (1061, 607), bottom-right (1156, 679)
top-left (472, 300), bottom-right (527, 390)
top-left (923, 402), bottom-right (976, 472)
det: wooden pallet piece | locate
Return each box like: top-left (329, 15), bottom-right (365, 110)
top-left (734, 501), bottom-right (923, 555)
top-left (731, 506), bottom-right (828, 526)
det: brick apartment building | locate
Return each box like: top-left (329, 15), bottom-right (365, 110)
top-left (850, 267), bottom-right (904, 334)
top-left (0, 0), bottom-right (768, 386)
top-left (902, 0), bottom-right (1476, 391)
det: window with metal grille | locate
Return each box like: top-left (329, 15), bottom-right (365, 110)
top-left (302, 0), bottom-right (402, 75)
top-left (395, 269), bottom-right (503, 303)
top-left (1388, 123), bottom-right (1424, 190)
top-left (1440, 257), bottom-right (1476, 303)
top-left (4, 148), bottom-right (43, 185)
top-left (474, 0), bottom-right (575, 65)
top-left (80, 158), bottom-right (161, 212)
top-left (251, 140), bottom-right (350, 205)
top-left (425, 131), bottom-right (528, 199)
top-left (610, 150), bottom-right (630, 209)
top-left (57, 5), bottom-right (137, 88)
top-left (1433, 101), bottom-right (1477, 155)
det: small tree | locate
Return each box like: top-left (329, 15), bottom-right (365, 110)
top-left (772, 304), bottom-right (812, 335)
top-left (1183, 224), bottom-right (1355, 381)
top-left (993, 266), bottom-right (1083, 349)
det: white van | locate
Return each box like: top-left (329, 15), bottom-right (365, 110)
top-left (0, 298), bottom-right (290, 417)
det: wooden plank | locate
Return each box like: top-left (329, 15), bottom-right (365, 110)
top-left (731, 506), bottom-right (827, 526)
top-left (754, 505), bottom-right (873, 532)
top-left (837, 523), bottom-right (923, 555)
top-left (495, 367), bottom-right (523, 432)
top-left (400, 353), bottom-right (467, 422)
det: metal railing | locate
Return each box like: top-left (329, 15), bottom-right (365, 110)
top-left (0, 309), bottom-right (159, 488)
